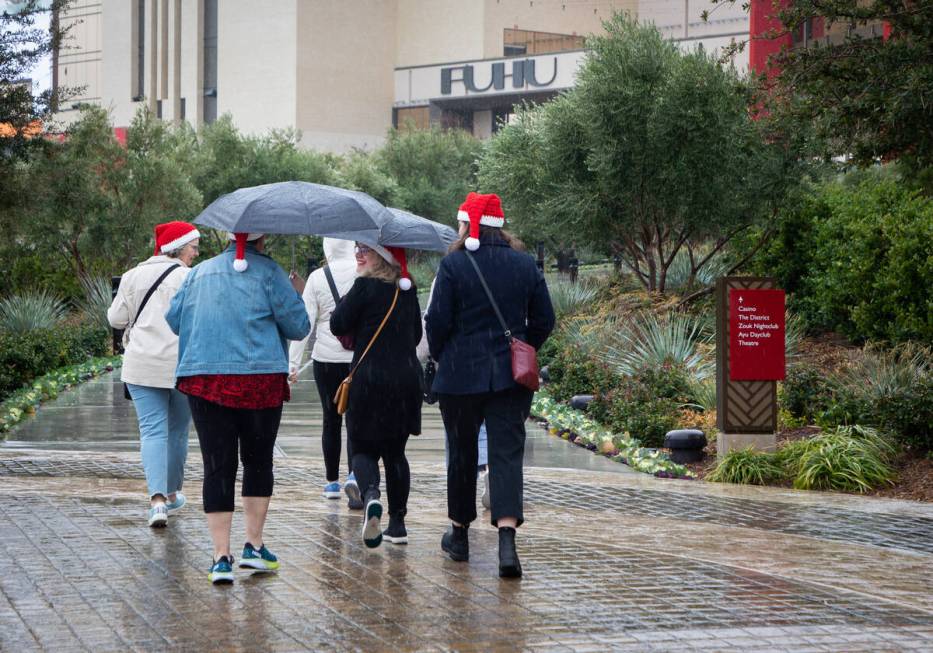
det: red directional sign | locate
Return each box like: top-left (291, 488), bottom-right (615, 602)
top-left (729, 288), bottom-right (786, 381)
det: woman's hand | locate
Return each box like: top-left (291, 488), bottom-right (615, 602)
top-left (289, 271), bottom-right (306, 295)
top-left (288, 366), bottom-right (299, 384)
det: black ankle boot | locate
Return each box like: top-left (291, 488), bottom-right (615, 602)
top-left (441, 523), bottom-right (469, 562)
top-left (383, 512), bottom-right (408, 545)
top-left (498, 527), bottom-right (522, 578)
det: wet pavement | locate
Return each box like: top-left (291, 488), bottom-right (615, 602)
top-left (2, 372), bottom-right (932, 651)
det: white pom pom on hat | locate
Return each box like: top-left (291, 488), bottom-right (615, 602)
top-left (398, 277), bottom-right (412, 291)
top-left (457, 192), bottom-right (505, 251)
top-left (230, 232), bottom-right (263, 272)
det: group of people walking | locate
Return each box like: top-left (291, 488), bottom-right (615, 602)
top-left (109, 191), bottom-right (555, 585)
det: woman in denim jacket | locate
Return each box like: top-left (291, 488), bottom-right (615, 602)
top-left (166, 232), bottom-right (310, 585)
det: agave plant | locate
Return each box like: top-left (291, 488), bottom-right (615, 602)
top-left (834, 342), bottom-right (931, 403)
top-left (76, 276), bottom-right (114, 332)
top-left (548, 279), bottom-right (598, 317)
top-left (664, 246), bottom-right (732, 291)
top-left (687, 378), bottom-right (718, 413)
top-left (602, 311), bottom-right (714, 381)
top-left (0, 290), bottom-right (68, 333)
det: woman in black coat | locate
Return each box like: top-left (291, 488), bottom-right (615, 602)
top-left (330, 243), bottom-right (422, 549)
top-left (426, 192), bottom-right (555, 578)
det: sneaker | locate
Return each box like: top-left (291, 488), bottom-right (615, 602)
top-left (165, 493), bottom-right (187, 514)
top-left (480, 471), bottom-right (491, 510)
top-left (441, 524), bottom-right (469, 562)
top-left (208, 556), bottom-right (234, 584)
top-left (362, 498), bottom-right (383, 549)
top-left (383, 514), bottom-right (408, 545)
top-left (239, 542), bottom-right (280, 572)
top-left (148, 503), bottom-right (168, 528)
top-left (344, 472), bottom-right (362, 509)
top-left (323, 481), bottom-right (342, 499)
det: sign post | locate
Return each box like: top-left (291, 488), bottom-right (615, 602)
top-left (716, 277), bottom-right (785, 457)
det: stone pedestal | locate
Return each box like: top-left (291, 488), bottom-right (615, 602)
top-left (717, 431), bottom-right (777, 458)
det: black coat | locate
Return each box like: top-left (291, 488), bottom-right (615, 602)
top-left (330, 277), bottom-right (423, 439)
top-left (426, 233), bottom-right (555, 395)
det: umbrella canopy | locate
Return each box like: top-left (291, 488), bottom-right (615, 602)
top-left (194, 181), bottom-right (393, 243)
top-left (380, 208), bottom-right (458, 253)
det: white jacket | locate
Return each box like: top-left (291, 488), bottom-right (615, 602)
top-left (107, 255), bottom-right (191, 388)
top-left (288, 238), bottom-right (357, 371)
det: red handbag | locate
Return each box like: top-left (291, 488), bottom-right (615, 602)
top-left (466, 253), bottom-right (540, 391)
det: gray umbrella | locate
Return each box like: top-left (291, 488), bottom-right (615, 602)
top-left (194, 181), bottom-right (393, 243)
top-left (380, 208), bottom-right (458, 253)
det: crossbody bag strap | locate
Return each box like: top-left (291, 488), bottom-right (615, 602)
top-left (345, 286), bottom-right (400, 379)
top-left (465, 252), bottom-right (511, 339)
top-left (322, 265), bottom-right (341, 304)
top-left (130, 263), bottom-right (181, 330)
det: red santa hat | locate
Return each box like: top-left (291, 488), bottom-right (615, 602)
top-left (457, 192), bottom-right (505, 251)
top-left (227, 232), bottom-right (264, 272)
top-left (153, 221), bottom-right (200, 255)
top-left (373, 244), bottom-right (413, 290)
top-left (385, 246), bottom-right (412, 291)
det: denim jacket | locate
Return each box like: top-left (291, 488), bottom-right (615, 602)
top-left (165, 244), bottom-right (311, 377)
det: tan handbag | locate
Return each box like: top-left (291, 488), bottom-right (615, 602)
top-left (334, 286), bottom-right (400, 415)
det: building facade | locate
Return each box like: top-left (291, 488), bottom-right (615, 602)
top-left (56, 0), bottom-right (749, 152)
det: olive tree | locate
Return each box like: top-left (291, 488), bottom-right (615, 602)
top-left (479, 14), bottom-right (804, 293)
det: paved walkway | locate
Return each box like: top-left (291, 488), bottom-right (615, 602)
top-left (2, 372), bottom-right (932, 651)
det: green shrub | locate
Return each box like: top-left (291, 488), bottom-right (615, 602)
top-left (545, 342), bottom-right (620, 403)
top-left (707, 448), bottom-right (785, 485)
top-left (788, 426), bottom-right (896, 493)
top-left (0, 290), bottom-right (68, 333)
top-left (823, 344), bottom-right (933, 452)
top-left (0, 323), bottom-right (109, 400)
top-left (587, 364), bottom-right (691, 447)
top-left (780, 364), bottom-right (835, 422)
top-left (76, 276), bottom-right (114, 332)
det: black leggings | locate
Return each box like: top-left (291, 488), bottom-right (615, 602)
top-left (313, 360), bottom-right (353, 482)
top-left (187, 395), bottom-right (283, 513)
top-left (351, 435), bottom-right (410, 518)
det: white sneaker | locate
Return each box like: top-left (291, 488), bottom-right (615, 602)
top-left (481, 470), bottom-right (491, 510)
top-left (148, 503), bottom-right (168, 528)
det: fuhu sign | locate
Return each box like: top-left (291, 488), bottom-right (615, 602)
top-left (440, 58), bottom-right (559, 95)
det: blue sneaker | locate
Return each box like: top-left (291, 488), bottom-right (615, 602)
top-left (362, 498), bottom-right (383, 549)
top-left (323, 481), bottom-right (342, 499)
top-left (208, 556), bottom-right (234, 584)
top-left (239, 542), bottom-right (280, 572)
top-left (147, 503), bottom-right (167, 528)
top-left (345, 472), bottom-right (362, 509)
top-left (165, 493), bottom-right (187, 514)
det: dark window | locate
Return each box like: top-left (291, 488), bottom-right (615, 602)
top-left (180, 97), bottom-right (185, 120)
top-left (156, 99), bottom-right (162, 118)
top-left (203, 0), bottom-right (218, 123)
top-left (135, 0), bottom-right (145, 99)
top-left (504, 44), bottom-right (527, 57)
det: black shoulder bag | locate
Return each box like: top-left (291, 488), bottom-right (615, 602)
top-left (122, 264), bottom-right (181, 400)
top-left (323, 265), bottom-right (355, 350)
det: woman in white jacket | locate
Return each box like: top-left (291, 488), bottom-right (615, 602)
top-left (107, 221), bottom-right (199, 527)
top-left (288, 238), bottom-right (360, 507)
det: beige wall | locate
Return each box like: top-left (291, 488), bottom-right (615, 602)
top-left (296, 0), bottom-right (397, 153)
top-left (483, 0), bottom-right (630, 58)
top-left (217, 0), bottom-right (297, 136)
top-left (396, 0), bottom-right (484, 67)
top-left (98, 0), bottom-right (138, 126)
top-left (55, 0), bottom-right (102, 122)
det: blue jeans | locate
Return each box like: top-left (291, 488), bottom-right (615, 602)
top-left (445, 421), bottom-right (488, 470)
top-left (127, 384), bottom-right (191, 499)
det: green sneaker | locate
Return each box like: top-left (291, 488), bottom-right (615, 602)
top-left (239, 542), bottom-right (280, 572)
top-left (208, 556), bottom-right (234, 585)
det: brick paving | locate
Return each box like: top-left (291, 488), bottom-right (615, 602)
top-left (1, 373), bottom-right (932, 651)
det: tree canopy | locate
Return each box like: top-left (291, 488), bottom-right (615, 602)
top-left (479, 14), bottom-right (805, 293)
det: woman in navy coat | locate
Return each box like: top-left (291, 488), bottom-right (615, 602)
top-left (426, 192), bottom-right (555, 578)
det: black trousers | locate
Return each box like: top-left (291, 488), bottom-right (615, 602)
top-left (312, 360), bottom-right (353, 482)
top-left (439, 386), bottom-right (533, 527)
top-left (187, 395), bottom-right (283, 513)
top-left (350, 435), bottom-right (410, 517)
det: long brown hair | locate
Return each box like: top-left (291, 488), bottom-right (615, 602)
top-left (449, 225), bottom-right (525, 253)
